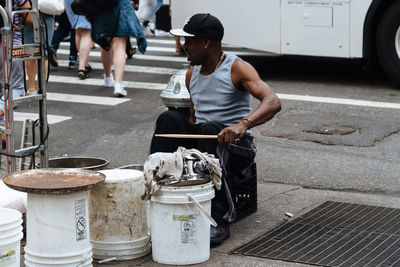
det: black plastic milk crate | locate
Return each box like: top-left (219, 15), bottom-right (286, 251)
top-left (225, 143), bottom-right (257, 222)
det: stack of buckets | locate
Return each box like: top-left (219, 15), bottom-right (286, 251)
top-left (0, 167), bottom-right (215, 266)
top-left (91, 168), bottom-right (216, 265)
top-left (0, 208), bottom-right (23, 267)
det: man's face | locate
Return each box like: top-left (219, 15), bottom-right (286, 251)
top-left (183, 37), bottom-right (207, 65)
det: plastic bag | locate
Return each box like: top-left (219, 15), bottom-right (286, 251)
top-left (39, 0), bottom-right (65, 15)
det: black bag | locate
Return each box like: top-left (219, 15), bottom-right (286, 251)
top-left (71, 0), bottom-right (118, 17)
top-left (97, 0), bottom-right (119, 9)
top-left (155, 5), bottom-right (171, 32)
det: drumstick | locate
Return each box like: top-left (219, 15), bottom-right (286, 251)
top-left (154, 134), bottom-right (218, 139)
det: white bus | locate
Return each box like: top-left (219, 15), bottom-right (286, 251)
top-left (171, 0), bottom-right (400, 84)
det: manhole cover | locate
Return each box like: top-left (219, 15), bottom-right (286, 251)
top-left (232, 201), bottom-right (400, 266)
top-left (305, 125), bottom-right (358, 135)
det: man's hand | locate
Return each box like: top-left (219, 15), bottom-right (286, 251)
top-left (217, 120), bottom-right (250, 143)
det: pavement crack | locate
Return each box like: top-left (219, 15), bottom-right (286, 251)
top-left (262, 181), bottom-right (400, 197)
top-left (374, 129), bottom-right (400, 145)
top-left (302, 185), bottom-right (400, 197)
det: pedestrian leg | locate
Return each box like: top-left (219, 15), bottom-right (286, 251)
top-left (111, 37), bottom-right (127, 96)
top-left (75, 28), bottom-right (92, 79)
top-left (101, 47), bottom-right (114, 87)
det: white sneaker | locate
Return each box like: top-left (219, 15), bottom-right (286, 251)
top-left (113, 83), bottom-right (127, 97)
top-left (143, 26), bottom-right (154, 36)
top-left (149, 22), bottom-right (156, 32)
top-left (104, 73), bottom-right (114, 87)
top-left (155, 29), bottom-right (171, 37)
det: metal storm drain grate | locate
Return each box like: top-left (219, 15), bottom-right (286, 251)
top-left (232, 201), bottom-right (400, 266)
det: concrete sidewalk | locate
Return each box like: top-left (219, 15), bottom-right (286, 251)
top-left (89, 182), bottom-right (400, 267)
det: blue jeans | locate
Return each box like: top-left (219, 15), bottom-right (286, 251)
top-left (51, 12), bottom-right (78, 61)
top-left (152, 0), bottom-right (163, 22)
top-left (24, 14), bottom-right (55, 44)
top-left (0, 52), bottom-right (25, 114)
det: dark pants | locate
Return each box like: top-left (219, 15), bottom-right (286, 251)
top-left (150, 111), bottom-right (224, 155)
top-left (51, 12), bottom-right (77, 61)
top-left (126, 38), bottom-right (132, 55)
top-left (150, 111), bottom-right (253, 224)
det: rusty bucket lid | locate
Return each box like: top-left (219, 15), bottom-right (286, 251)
top-left (2, 169), bottom-right (105, 194)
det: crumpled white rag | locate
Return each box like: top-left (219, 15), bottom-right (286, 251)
top-left (142, 146), bottom-right (222, 200)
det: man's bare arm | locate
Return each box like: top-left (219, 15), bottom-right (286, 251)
top-left (185, 66), bottom-right (196, 124)
top-left (217, 58), bottom-right (281, 143)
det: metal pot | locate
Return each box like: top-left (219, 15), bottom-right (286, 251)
top-left (37, 156), bottom-right (109, 170)
top-left (160, 68), bottom-right (191, 108)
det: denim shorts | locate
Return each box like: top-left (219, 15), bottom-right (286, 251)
top-left (24, 14), bottom-right (55, 44)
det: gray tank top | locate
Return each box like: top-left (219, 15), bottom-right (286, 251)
top-left (190, 54), bottom-right (251, 126)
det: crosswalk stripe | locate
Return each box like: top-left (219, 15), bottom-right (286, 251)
top-left (48, 75), bottom-right (400, 110)
top-left (57, 49), bottom-right (188, 63)
top-left (59, 37), bottom-right (245, 48)
top-left (143, 46), bottom-right (271, 56)
top-left (57, 60), bottom-right (179, 75)
top-left (49, 75), bottom-right (166, 90)
top-left (14, 112), bottom-right (71, 124)
top-left (59, 45), bottom-right (271, 57)
top-left (131, 38), bottom-right (246, 49)
top-left (47, 92), bottom-right (130, 106)
top-left (278, 93), bottom-right (400, 110)
top-left (141, 38), bottom-right (176, 45)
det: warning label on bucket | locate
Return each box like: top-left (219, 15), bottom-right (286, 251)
top-left (0, 248), bottom-right (16, 266)
top-left (75, 199), bottom-right (87, 241)
top-left (173, 215), bottom-right (197, 243)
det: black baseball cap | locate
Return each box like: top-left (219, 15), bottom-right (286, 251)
top-left (170, 13), bottom-right (224, 41)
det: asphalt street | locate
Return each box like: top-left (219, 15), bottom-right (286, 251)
top-left (6, 35), bottom-right (400, 266)
top-left (19, 36), bottom-right (398, 196)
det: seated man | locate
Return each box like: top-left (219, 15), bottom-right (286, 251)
top-left (150, 13), bottom-right (281, 245)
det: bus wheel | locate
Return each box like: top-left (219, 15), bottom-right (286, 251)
top-left (376, 1), bottom-right (400, 85)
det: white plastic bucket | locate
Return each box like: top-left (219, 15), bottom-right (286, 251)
top-left (0, 208), bottom-right (23, 267)
top-left (24, 190), bottom-right (93, 267)
top-left (90, 169), bottom-right (150, 260)
top-left (149, 182), bottom-right (215, 265)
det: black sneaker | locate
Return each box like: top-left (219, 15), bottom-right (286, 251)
top-left (48, 48), bottom-right (58, 67)
top-left (68, 60), bottom-right (79, 69)
top-left (210, 222), bottom-right (231, 246)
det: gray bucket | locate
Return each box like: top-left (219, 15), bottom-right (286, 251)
top-left (39, 156), bottom-right (109, 170)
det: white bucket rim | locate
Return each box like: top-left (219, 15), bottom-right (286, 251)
top-left (0, 208), bottom-right (22, 226)
top-left (154, 255), bottom-right (210, 266)
top-left (92, 243), bottom-right (151, 254)
top-left (151, 189), bottom-right (215, 204)
top-left (99, 169), bottom-right (143, 183)
top-left (0, 219), bottom-right (23, 233)
top-left (91, 235), bottom-right (149, 246)
top-left (93, 243), bottom-right (151, 259)
top-left (0, 231), bottom-right (23, 247)
top-left (24, 246), bottom-right (92, 259)
top-left (0, 225), bottom-right (23, 240)
top-left (25, 250), bottom-right (92, 265)
top-left (159, 182), bottom-right (214, 192)
top-left (25, 257), bottom-right (93, 266)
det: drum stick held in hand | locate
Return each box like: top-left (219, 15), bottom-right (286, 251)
top-left (154, 134), bottom-right (218, 139)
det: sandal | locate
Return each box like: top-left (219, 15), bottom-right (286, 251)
top-left (26, 88), bottom-right (39, 95)
top-left (77, 69), bottom-right (88, 80)
top-left (127, 47), bottom-right (137, 59)
top-left (85, 65), bottom-right (92, 74)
